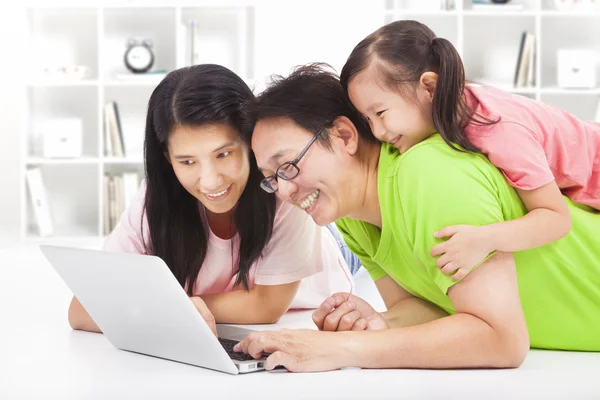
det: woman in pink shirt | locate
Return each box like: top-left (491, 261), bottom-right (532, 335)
top-left (341, 20), bottom-right (600, 280)
top-left (68, 64), bottom-right (358, 335)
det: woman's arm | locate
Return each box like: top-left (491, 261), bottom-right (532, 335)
top-left (201, 281), bottom-right (300, 324)
top-left (68, 297), bottom-right (101, 333)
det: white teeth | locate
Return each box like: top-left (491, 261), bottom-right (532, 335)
top-left (206, 188), bottom-right (228, 198)
top-left (300, 190), bottom-right (320, 209)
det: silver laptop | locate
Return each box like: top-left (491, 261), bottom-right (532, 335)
top-left (40, 245), bottom-right (267, 375)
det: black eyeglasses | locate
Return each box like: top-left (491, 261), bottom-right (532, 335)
top-left (260, 123), bottom-right (328, 194)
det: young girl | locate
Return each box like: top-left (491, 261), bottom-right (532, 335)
top-left (68, 64), bottom-right (358, 335)
top-left (340, 20), bottom-right (600, 280)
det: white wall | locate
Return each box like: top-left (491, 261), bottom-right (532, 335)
top-left (0, 6), bottom-right (27, 240)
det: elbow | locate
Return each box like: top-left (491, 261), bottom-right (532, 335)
top-left (554, 210), bottom-right (572, 240)
top-left (68, 303), bottom-right (82, 330)
top-left (495, 331), bottom-right (530, 368)
top-left (257, 308), bottom-right (286, 324)
top-left (560, 213), bottom-right (572, 238)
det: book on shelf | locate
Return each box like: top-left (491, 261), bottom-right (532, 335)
top-left (104, 172), bottom-right (140, 235)
top-left (104, 101), bottom-right (126, 157)
top-left (25, 167), bottom-right (54, 237)
top-left (514, 31), bottom-right (536, 89)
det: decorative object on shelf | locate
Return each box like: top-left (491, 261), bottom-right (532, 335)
top-left (553, 0), bottom-right (600, 11)
top-left (40, 118), bottom-right (83, 159)
top-left (124, 37), bottom-right (155, 74)
top-left (39, 65), bottom-right (91, 81)
top-left (557, 49), bottom-right (598, 88)
top-left (472, 0), bottom-right (523, 10)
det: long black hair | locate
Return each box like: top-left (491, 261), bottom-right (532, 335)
top-left (143, 64), bottom-right (276, 293)
top-left (340, 20), bottom-right (498, 153)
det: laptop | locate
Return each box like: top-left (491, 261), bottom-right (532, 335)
top-left (40, 245), bottom-right (267, 375)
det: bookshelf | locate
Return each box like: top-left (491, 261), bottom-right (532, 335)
top-left (385, 0), bottom-right (600, 104)
top-left (21, 0), bottom-right (600, 241)
top-left (22, 4), bottom-right (256, 241)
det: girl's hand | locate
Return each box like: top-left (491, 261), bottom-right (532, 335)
top-left (430, 225), bottom-right (494, 281)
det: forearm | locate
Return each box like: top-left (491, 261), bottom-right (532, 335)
top-left (345, 313), bottom-right (529, 369)
top-left (381, 297), bottom-right (448, 328)
top-left (201, 289), bottom-right (287, 325)
top-left (68, 297), bottom-right (101, 333)
top-left (486, 208), bottom-right (570, 252)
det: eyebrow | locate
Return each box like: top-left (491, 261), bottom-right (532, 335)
top-left (367, 102), bottom-right (384, 113)
top-left (268, 149), bottom-right (294, 165)
top-left (212, 141), bottom-right (238, 153)
top-left (172, 141), bottom-right (238, 160)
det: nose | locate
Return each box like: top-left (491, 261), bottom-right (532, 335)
top-left (275, 178), bottom-right (298, 203)
top-left (198, 163), bottom-right (223, 191)
top-left (371, 119), bottom-right (386, 141)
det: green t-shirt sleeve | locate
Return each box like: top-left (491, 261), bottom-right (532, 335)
top-left (335, 219), bottom-right (387, 281)
top-left (395, 141), bottom-right (506, 294)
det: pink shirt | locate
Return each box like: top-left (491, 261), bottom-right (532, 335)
top-left (103, 181), bottom-right (353, 309)
top-left (464, 84), bottom-right (600, 209)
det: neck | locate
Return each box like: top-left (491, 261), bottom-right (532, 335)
top-left (206, 208), bottom-right (237, 240)
top-left (347, 141), bottom-right (382, 229)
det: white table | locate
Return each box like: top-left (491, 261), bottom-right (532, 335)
top-left (1, 242), bottom-right (599, 399)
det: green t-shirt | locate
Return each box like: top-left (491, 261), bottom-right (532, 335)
top-left (336, 135), bottom-right (600, 351)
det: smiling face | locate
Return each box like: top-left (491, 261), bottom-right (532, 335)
top-left (167, 123), bottom-right (250, 217)
top-left (251, 118), bottom-right (359, 227)
top-left (347, 69), bottom-right (437, 153)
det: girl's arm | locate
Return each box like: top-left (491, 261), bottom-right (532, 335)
top-left (432, 181), bottom-right (570, 280)
top-left (200, 281), bottom-right (300, 324)
top-left (486, 181), bottom-right (571, 251)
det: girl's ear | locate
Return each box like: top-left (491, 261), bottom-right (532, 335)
top-left (419, 71), bottom-right (438, 102)
top-left (330, 116), bottom-right (359, 156)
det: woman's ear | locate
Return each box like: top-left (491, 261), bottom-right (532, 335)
top-left (330, 116), bottom-right (359, 156)
top-left (419, 71), bottom-right (438, 102)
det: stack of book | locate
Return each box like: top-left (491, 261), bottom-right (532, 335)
top-left (104, 101), bottom-right (126, 157)
top-left (104, 172), bottom-right (140, 235)
top-left (26, 167), bottom-right (53, 237)
top-left (514, 31), bottom-right (536, 89)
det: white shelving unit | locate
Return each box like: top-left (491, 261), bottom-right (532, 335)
top-left (22, 4), bottom-right (255, 241)
top-left (21, 0), bottom-right (600, 241)
top-left (385, 0), bottom-right (600, 105)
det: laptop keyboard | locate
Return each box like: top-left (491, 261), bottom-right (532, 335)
top-left (218, 337), bottom-right (257, 362)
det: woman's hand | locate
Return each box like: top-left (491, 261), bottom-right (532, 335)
top-left (431, 225), bottom-right (494, 281)
top-left (312, 292), bottom-right (387, 332)
top-left (233, 329), bottom-right (350, 372)
top-left (190, 296), bottom-right (217, 337)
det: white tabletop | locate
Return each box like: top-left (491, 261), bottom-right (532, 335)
top-left (1, 241), bottom-right (599, 399)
